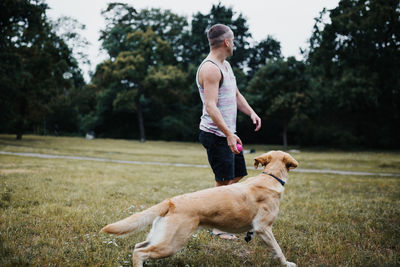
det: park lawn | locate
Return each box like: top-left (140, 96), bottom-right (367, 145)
top-left (0, 135), bottom-right (399, 266)
top-left (1, 134), bottom-right (400, 174)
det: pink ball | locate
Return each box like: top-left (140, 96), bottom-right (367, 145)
top-left (236, 143), bottom-right (243, 152)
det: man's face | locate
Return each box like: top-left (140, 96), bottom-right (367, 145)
top-left (226, 36), bottom-right (235, 56)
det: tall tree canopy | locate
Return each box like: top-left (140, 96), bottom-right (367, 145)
top-left (93, 3), bottom-right (190, 141)
top-left (181, 3), bottom-right (252, 69)
top-left (100, 3), bottom-right (188, 61)
top-left (307, 0), bottom-right (400, 147)
top-left (247, 36), bottom-right (282, 77)
top-left (0, 0), bottom-right (83, 139)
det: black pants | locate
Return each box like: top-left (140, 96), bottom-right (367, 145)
top-left (199, 130), bottom-right (247, 181)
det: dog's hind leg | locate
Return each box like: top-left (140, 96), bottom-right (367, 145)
top-left (132, 215), bottom-right (198, 266)
top-left (255, 226), bottom-right (296, 267)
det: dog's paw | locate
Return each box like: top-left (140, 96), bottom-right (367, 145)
top-left (285, 261), bottom-right (296, 267)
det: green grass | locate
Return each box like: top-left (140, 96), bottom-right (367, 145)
top-left (0, 135), bottom-right (399, 266)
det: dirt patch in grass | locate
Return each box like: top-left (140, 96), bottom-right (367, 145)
top-left (1, 169), bottom-right (34, 175)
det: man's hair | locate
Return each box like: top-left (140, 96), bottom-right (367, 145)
top-left (207, 24), bottom-right (233, 48)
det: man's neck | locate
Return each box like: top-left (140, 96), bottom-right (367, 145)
top-left (208, 49), bottom-right (227, 65)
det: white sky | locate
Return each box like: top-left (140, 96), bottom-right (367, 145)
top-left (45, 0), bottom-right (339, 81)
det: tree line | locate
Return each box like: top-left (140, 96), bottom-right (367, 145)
top-left (1, 0), bottom-right (399, 148)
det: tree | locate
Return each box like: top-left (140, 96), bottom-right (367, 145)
top-left (247, 36), bottom-right (282, 77)
top-left (247, 57), bottom-right (311, 148)
top-left (143, 65), bottom-right (191, 140)
top-left (99, 2), bottom-right (138, 58)
top-left (306, 0), bottom-right (400, 147)
top-left (94, 3), bottom-right (196, 141)
top-left (100, 3), bottom-right (187, 61)
top-left (0, 0), bottom-right (82, 139)
top-left (133, 8), bottom-right (189, 62)
top-left (94, 24), bottom-right (183, 141)
top-left (52, 16), bottom-right (91, 70)
top-left (181, 3), bottom-right (252, 69)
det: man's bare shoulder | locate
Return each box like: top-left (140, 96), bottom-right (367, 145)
top-left (199, 61), bottom-right (221, 85)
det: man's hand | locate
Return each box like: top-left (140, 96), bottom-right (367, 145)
top-left (251, 113), bottom-right (261, 131)
top-left (227, 133), bottom-right (242, 154)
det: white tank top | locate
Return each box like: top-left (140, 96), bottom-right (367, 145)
top-left (196, 57), bottom-right (237, 137)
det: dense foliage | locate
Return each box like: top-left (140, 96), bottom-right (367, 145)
top-left (0, 0), bottom-right (84, 139)
top-left (1, 0), bottom-right (399, 148)
top-left (304, 0), bottom-right (400, 147)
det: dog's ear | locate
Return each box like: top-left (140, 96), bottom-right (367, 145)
top-left (254, 153), bottom-right (271, 169)
top-left (284, 153), bottom-right (298, 170)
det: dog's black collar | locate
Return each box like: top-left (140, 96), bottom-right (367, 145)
top-left (262, 172), bottom-right (285, 186)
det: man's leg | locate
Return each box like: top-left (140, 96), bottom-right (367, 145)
top-left (215, 176), bottom-right (243, 186)
top-left (213, 176), bottom-right (243, 239)
top-left (227, 176), bottom-right (243, 185)
top-left (200, 131), bottom-right (243, 239)
top-left (213, 175), bottom-right (243, 238)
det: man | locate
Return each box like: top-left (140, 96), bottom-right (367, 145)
top-left (197, 24), bottom-right (261, 239)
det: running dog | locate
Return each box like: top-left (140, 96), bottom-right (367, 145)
top-left (102, 150), bottom-right (298, 267)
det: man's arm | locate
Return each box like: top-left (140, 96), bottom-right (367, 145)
top-left (200, 62), bottom-right (241, 154)
top-left (236, 88), bottom-right (262, 131)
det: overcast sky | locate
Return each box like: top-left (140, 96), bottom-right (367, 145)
top-left (45, 0), bottom-right (339, 81)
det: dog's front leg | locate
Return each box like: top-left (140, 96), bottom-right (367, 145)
top-left (132, 251), bottom-right (145, 267)
top-left (255, 227), bottom-right (296, 267)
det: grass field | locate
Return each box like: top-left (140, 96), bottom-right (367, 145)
top-left (1, 134), bottom-right (399, 266)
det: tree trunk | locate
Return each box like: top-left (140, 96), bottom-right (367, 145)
top-left (16, 118), bottom-right (23, 140)
top-left (136, 93), bottom-right (146, 142)
top-left (15, 98), bottom-right (27, 140)
top-left (282, 123), bottom-right (288, 149)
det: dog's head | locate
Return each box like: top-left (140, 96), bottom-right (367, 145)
top-left (254, 150), bottom-right (298, 171)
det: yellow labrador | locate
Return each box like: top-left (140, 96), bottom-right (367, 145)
top-left (102, 150), bottom-right (298, 267)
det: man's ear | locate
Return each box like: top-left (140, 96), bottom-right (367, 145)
top-left (254, 153), bottom-right (271, 169)
top-left (224, 38), bottom-right (231, 47)
top-left (284, 153), bottom-right (298, 170)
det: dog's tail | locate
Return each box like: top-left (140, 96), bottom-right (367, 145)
top-left (101, 198), bottom-right (173, 235)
